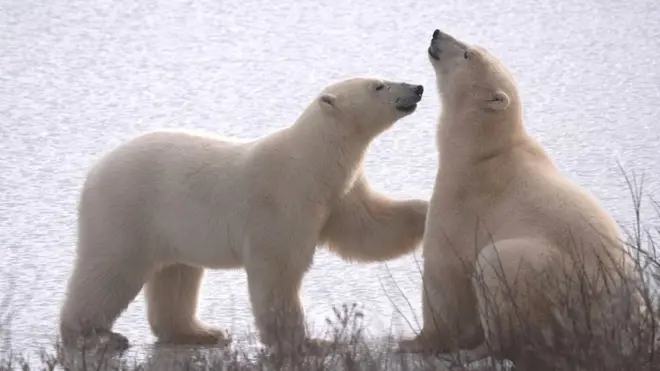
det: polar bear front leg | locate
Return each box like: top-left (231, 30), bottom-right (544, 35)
top-left (398, 254), bottom-right (484, 354)
top-left (244, 233), bottom-right (330, 355)
top-left (320, 176), bottom-right (428, 262)
top-left (396, 268), bottom-right (449, 354)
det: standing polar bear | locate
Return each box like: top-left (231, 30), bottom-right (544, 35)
top-left (60, 77), bottom-right (429, 354)
top-left (398, 30), bottom-right (640, 367)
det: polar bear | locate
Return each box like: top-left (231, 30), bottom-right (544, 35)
top-left (59, 77), bottom-right (428, 354)
top-left (397, 30), bottom-right (641, 367)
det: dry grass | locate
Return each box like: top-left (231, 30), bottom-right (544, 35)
top-left (1, 170), bottom-right (658, 371)
top-left (0, 304), bottom-right (462, 371)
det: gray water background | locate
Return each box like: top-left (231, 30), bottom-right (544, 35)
top-left (1, 0), bottom-right (659, 356)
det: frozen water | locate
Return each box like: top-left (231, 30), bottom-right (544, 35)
top-left (1, 0), bottom-right (659, 355)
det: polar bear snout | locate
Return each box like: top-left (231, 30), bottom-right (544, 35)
top-left (428, 35), bottom-right (443, 61)
top-left (394, 83), bottom-right (424, 113)
top-left (428, 29), bottom-right (468, 63)
top-left (431, 28), bottom-right (456, 42)
top-left (428, 45), bottom-right (441, 61)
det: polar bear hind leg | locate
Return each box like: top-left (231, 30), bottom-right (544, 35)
top-left (471, 238), bottom-right (560, 365)
top-left (145, 263), bottom-right (230, 346)
top-left (59, 251), bottom-right (147, 351)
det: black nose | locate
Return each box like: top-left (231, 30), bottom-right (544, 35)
top-left (432, 29), bottom-right (440, 39)
top-left (414, 85), bottom-right (424, 95)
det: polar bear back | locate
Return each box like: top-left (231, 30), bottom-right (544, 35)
top-left (79, 130), bottom-right (260, 269)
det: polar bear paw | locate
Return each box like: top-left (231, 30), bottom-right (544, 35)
top-left (70, 330), bottom-right (130, 353)
top-left (396, 334), bottom-right (445, 355)
top-left (155, 325), bottom-right (231, 347)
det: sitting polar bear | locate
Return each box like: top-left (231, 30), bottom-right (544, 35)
top-left (59, 77), bottom-right (428, 354)
top-left (397, 30), bottom-right (641, 367)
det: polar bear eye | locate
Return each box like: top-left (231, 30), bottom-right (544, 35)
top-left (463, 51), bottom-right (470, 60)
top-left (375, 82), bottom-right (385, 91)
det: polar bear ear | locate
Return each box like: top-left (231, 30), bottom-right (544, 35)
top-left (486, 90), bottom-right (510, 111)
top-left (318, 93), bottom-right (337, 112)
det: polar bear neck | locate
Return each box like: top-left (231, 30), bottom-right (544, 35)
top-left (435, 103), bottom-right (557, 196)
top-left (436, 102), bottom-right (528, 169)
top-left (284, 105), bottom-right (372, 196)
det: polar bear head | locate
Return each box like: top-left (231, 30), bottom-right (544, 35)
top-left (427, 29), bottom-right (521, 117)
top-left (317, 77), bottom-right (424, 137)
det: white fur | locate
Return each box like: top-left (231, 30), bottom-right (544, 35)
top-left (59, 77), bottom-right (428, 353)
top-left (398, 30), bottom-right (641, 367)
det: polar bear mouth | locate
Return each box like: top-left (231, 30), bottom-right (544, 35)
top-left (396, 103), bottom-right (418, 113)
top-left (428, 46), bottom-right (440, 60)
